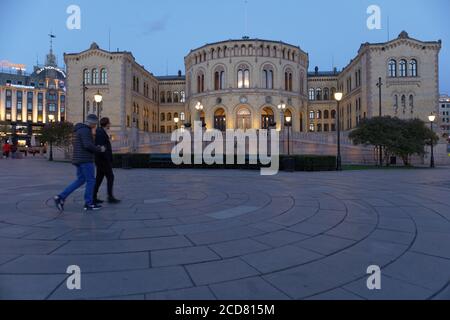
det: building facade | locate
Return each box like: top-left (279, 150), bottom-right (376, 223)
top-left (0, 47), bottom-right (66, 146)
top-left (439, 94), bottom-right (450, 138)
top-left (64, 31), bottom-right (441, 151)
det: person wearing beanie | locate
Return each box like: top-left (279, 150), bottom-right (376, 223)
top-left (54, 114), bottom-right (106, 212)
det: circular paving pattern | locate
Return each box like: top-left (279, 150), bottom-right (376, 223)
top-left (0, 159), bottom-right (450, 300)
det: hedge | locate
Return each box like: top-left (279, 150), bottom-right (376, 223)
top-left (112, 154), bottom-right (336, 172)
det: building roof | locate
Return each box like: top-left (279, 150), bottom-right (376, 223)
top-left (308, 71), bottom-right (339, 77)
top-left (188, 37), bottom-right (307, 55)
top-left (156, 75), bottom-right (186, 81)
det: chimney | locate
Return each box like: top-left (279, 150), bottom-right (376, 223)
top-left (178, 70), bottom-right (182, 77)
top-left (315, 66), bottom-right (319, 75)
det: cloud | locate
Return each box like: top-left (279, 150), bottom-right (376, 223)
top-left (142, 14), bottom-right (170, 36)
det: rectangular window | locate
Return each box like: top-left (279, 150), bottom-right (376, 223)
top-left (38, 93), bottom-right (43, 112)
top-left (17, 91), bottom-right (23, 111)
top-left (6, 90), bottom-right (12, 109)
top-left (48, 103), bottom-right (57, 112)
top-left (27, 92), bottom-right (33, 111)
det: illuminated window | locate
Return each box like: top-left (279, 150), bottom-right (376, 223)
top-left (237, 65), bottom-right (250, 88)
top-left (309, 88), bottom-right (315, 101)
top-left (16, 91), bottom-right (23, 111)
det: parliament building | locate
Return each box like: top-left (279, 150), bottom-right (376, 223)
top-left (64, 31), bottom-right (441, 151)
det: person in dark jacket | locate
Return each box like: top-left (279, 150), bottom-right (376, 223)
top-left (54, 114), bottom-right (106, 212)
top-left (93, 117), bottom-right (120, 204)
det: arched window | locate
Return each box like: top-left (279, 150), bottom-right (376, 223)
top-left (167, 91), bottom-right (172, 103)
top-left (214, 68), bottom-right (225, 90)
top-left (388, 59), bottom-right (397, 77)
top-left (316, 88), bottom-right (322, 101)
top-left (284, 70), bottom-right (293, 91)
top-left (409, 95), bottom-right (414, 113)
top-left (401, 95), bottom-right (406, 113)
top-left (83, 69), bottom-right (90, 84)
top-left (160, 91), bottom-right (165, 103)
top-left (92, 68), bottom-right (99, 84)
top-left (399, 60), bottom-right (407, 77)
top-left (180, 91), bottom-right (186, 103)
top-left (214, 108), bottom-right (226, 131)
top-left (331, 87), bottom-right (336, 99)
top-left (236, 107), bottom-right (251, 130)
top-left (261, 107), bottom-right (275, 129)
top-left (409, 59), bottom-right (418, 77)
top-left (309, 111), bottom-right (315, 120)
top-left (237, 65), bottom-right (250, 88)
top-left (317, 110), bottom-right (322, 119)
top-left (331, 110), bottom-right (337, 119)
top-left (180, 112), bottom-right (185, 121)
top-left (197, 72), bottom-right (205, 93)
top-left (100, 68), bottom-right (108, 84)
top-left (309, 88), bottom-right (315, 101)
top-left (323, 88), bottom-right (330, 100)
top-left (393, 95), bottom-right (398, 113)
top-left (324, 110), bottom-right (329, 119)
top-left (173, 92), bottom-right (179, 103)
top-left (263, 66), bottom-right (274, 89)
top-left (167, 112), bottom-right (172, 121)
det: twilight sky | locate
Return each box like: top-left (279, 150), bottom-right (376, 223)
top-left (1, 0), bottom-right (449, 93)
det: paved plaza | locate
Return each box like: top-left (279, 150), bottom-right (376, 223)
top-left (0, 158), bottom-right (449, 300)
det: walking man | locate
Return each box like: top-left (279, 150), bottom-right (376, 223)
top-left (93, 117), bottom-right (120, 204)
top-left (54, 114), bottom-right (106, 212)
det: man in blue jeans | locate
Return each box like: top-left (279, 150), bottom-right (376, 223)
top-left (54, 114), bottom-right (106, 212)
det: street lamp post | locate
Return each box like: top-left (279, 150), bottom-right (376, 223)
top-left (277, 102), bottom-right (286, 131)
top-left (48, 115), bottom-right (55, 162)
top-left (376, 77), bottom-right (383, 166)
top-left (94, 90), bottom-right (103, 125)
top-left (334, 92), bottom-right (343, 171)
top-left (82, 81), bottom-right (88, 123)
top-left (277, 102), bottom-right (287, 155)
top-left (428, 113), bottom-right (436, 168)
top-left (285, 116), bottom-right (292, 156)
top-left (195, 102), bottom-right (204, 128)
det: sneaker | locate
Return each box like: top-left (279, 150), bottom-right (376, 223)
top-left (84, 204), bottom-right (102, 211)
top-left (108, 197), bottom-right (121, 204)
top-left (54, 196), bottom-right (65, 212)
